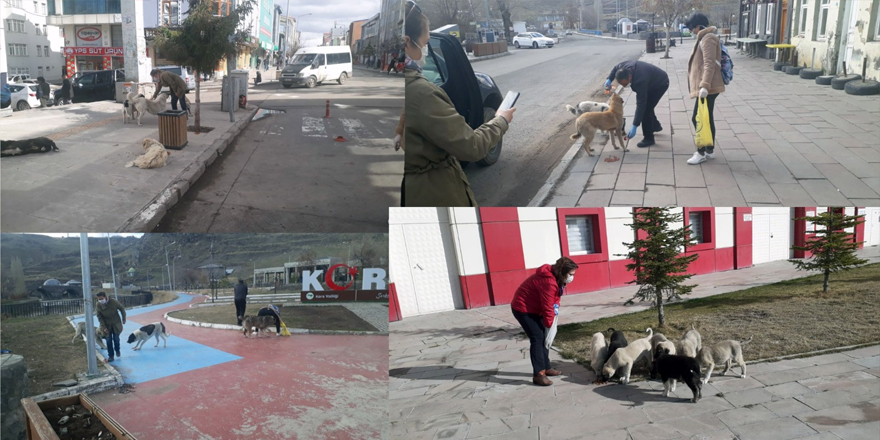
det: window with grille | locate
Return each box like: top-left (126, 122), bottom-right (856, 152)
top-left (688, 212), bottom-right (705, 244)
top-left (8, 44), bottom-right (28, 56)
top-left (766, 3), bottom-right (774, 34)
top-left (818, 0), bottom-right (830, 38)
top-left (7, 19), bottom-right (26, 33)
top-left (565, 216), bottom-right (595, 255)
top-left (37, 45), bottom-right (42, 56)
top-left (800, 0), bottom-right (809, 35)
top-left (161, 0), bottom-right (180, 25)
top-left (44, 46), bottom-right (49, 57)
top-left (10, 67), bottom-right (30, 75)
top-left (36, 25), bottom-right (42, 35)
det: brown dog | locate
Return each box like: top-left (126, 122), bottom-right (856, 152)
top-left (570, 92), bottom-right (626, 156)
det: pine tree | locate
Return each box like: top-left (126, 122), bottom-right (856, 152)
top-left (622, 208), bottom-right (700, 328)
top-left (789, 210), bottom-right (867, 293)
top-left (10, 257), bottom-right (26, 298)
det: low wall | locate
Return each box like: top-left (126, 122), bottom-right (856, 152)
top-left (1, 354), bottom-right (29, 440)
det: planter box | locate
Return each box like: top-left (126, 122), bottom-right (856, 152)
top-left (21, 394), bottom-right (138, 440)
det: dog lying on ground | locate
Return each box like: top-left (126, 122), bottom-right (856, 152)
top-left (126, 138), bottom-right (170, 169)
top-left (72, 322), bottom-right (108, 349)
top-left (590, 332), bottom-right (609, 381)
top-left (606, 328), bottom-right (628, 361)
top-left (602, 328), bottom-right (653, 385)
top-left (126, 322), bottom-right (170, 350)
top-left (569, 92), bottom-right (627, 156)
top-left (697, 336), bottom-right (752, 384)
top-left (677, 324), bottom-right (703, 358)
top-left (1, 137), bottom-right (59, 157)
top-left (239, 315), bottom-right (275, 338)
top-left (655, 349), bottom-right (703, 403)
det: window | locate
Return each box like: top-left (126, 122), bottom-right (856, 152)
top-left (62, 0), bottom-right (122, 15)
top-left (44, 46), bottom-right (49, 57)
top-left (565, 216), bottom-right (595, 255)
top-left (876, 2), bottom-right (880, 40)
top-left (7, 19), bottom-right (26, 33)
top-left (8, 43), bottom-right (28, 56)
top-left (755, 4), bottom-right (763, 34)
top-left (161, 0), bottom-right (180, 25)
top-left (818, 0), bottom-right (830, 38)
top-left (683, 208), bottom-right (715, 252)
top-left (688, 212), bottom-right (704, 244)
top-left (5, 0), bottom-right (23, 8)
top-left (42, 24), bottom-right (46, 35)
top-left (766, 3), bottom-right (774, 35)
top-left (37, 45), bottom-right (42, 56)
top-left (111, 25), bottom-right (123, 47)
top-left (214, 0), bottom-right (231, 16)
top-left (9, 67), bottom-right (29, 76)
top-left (40, 2), bottom-right (46, 14)
top-left (557, 208), bottom-right (608, 264)
top-left (422, 37), bottom-right (447, 86)
top-left (800, 0), bottom-right (809, 36)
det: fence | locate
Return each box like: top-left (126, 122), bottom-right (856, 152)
top-left (1, 294), bottom-right (153, 318)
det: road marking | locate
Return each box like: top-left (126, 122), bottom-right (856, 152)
top-left (340, 118), bottom-right (367, 139)
top-left (302, 117), bottom-right (326, 137)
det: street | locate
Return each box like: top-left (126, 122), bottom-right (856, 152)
top-left (155, 67), bottom-right (403, 233)
top-left (462, 35), bottom-right (642, 207)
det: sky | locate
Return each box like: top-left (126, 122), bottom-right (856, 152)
top-left (273, 0), bottom-right (382, 47)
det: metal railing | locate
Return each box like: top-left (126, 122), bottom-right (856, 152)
top-left (1, 293), bottom-right (153, 318)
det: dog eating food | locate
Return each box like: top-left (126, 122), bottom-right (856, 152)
top-left (606, 327), bottom-right (629, 361)
top-left (72, 322), bottom-right (108, 350)
top-left (569, 92), bottom-right (627, 156)
top-left (696, 336), bottom-right (752, 384)
top-left (1, 137), bottom-right (59, 157)
top-left (126, 322), bottom-right (170, 350)
top-left (590, 331), bottom-right (609, 381)
top-left (655, 351), bottom-right (703, 403)
top-left (602, 328), bottom-right (653, 384)
top-left (239, 315), bottom-right (275, 338)
top-left (126, 138), bottom-right (170, 169)
top-left (677, 324), bottom-right (703, 358)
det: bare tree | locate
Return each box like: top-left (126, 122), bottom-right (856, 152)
top-left (642, 0), bottom-right (705, 58)
top-left (352, 238), bottom-right (379, 269)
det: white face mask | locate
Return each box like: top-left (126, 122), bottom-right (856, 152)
top-left (565, 274), bottom-right (574, 284)
top-left (99, 299), bottom-right (107, 305)
top-left (410, 38), bottom-right (429, 67)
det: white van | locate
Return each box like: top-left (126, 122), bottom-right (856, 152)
top-left (157, 65), bottom-right (196, 90)
top-left (280, 46), bottom-right (352, 89)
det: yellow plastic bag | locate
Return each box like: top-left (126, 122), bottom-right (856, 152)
top-left (280, 321), bottom-right (291, 336)
top-left (694, 97), bottom-right (714, 148)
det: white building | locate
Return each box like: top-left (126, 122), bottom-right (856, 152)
top-left (3, 0), bottom-right (65, 82)
top-left (278, 14), bottom-right (296, 60)
top-left (389, 207), bottom-right (880, 321)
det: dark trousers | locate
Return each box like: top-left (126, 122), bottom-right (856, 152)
top-left (105, 330), bottom-right (120, 356)
top-left (234, 299), bottom-right (247, 325)
top-left (258, 308), bottom-right (281, 334)
top-left (692, 93), bottom-right (718, 154)
top-left (170, 91), bottom-right (187, 112)
top-left (400, 177), bottom-right (405, 207)
top-left (641, 81), bottom-right (669, 141)
top-left (512, 309), bottom-right (550, 376)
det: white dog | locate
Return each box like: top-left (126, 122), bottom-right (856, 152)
top-left (122, 90), bottom-right (144, 125)
top-left (126, 322), bottom-right (170, 350)
top-left (677, 324), bottom-right (703, 358)
top-left (126, 138), bottom-right (170, 169)
top-left (602, 328), bottom-right (654, 384)
top-left (126, 93), bottom-right (170, 126)
top-left (566, 101), bottom-right (610, 116)
top-left (590, 332), bottom-right (609, 379)
top-left (697, 336), bottom-right (752, 384)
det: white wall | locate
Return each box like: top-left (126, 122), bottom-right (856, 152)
top-left (606, 207), bottom-right (633, 261)
top-left (716, 207), bottom-right (735, 249)
top-left (3, 1), bottom-right (65, 82)
top-left (518, 208), bottom-right (560, 269)
top-left (449, 208), bottom-right (486, 276)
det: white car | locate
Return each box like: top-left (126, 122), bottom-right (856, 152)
top-left (513, 32), bottom-right (555, 49)
top-left (9, 84), bottom-right (41, 111)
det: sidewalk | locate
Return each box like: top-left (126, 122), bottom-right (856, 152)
top-left (534, 43), bottom-right (880, 207)
top-left (389, 250), bottom-right (880, 440)
top-left (0, 86), bottom-right (256, 232)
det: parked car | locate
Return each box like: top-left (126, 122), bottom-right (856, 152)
top-left (565, 30), bottom-right (573, 35)
top-left (8, 84), bottom-right (41, 110)
top-left (71, 69), bottom-right (124, 103)
top-left (513, 32), bottom-right (555, 49)
top-left (541, 32), bottom-right (560, 44)
top-left (421, 32), bottom-right (505, 166)
top-left (8, 74), bottom-right (33, 84)
top-left (1, 84), bottom-right (11, 108)
top-left (280, 45), bottom-right (353, 88)
top-left (156, 65), bottom-right (196, 90)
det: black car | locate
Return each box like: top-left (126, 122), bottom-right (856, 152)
top-left (422, 32), bottom-right (505, 166)
top-left (70, 69), bottom-right (124, 103)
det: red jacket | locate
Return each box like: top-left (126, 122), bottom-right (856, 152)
top-left (511, 264), bottom-right (561, 328)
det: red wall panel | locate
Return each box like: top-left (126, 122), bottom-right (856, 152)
top-left (481, 222), bottom-right (526, 274)
top-left (855, 207), bottom-right (866, 249)
top-left (734, 207), bottom-right (753, 269)
top-left (389, 283), bottom-right (401, 322)
top-left (479, 207), bottom-right (520, 223)
top-left (565, 261), bottom-right (611, 294)
top-left (487, 269), bottom-right (533, 305)
top-left (686, 249), bottom-right (716, 275)
top-left (459, 274), bottom-right (491, 309)
top-left (715, 247), bottom-right (735, 272)
top-left (609, 259), bottom-right (636, 288)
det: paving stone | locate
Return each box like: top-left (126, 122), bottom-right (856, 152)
top-left (801, 361), bottom-right (867, 377)
top-left (796, 386), bottom-right (879, 411)
top-left (716, 405), bottom-right (778, 427)
top-left (646, 412), bottom-right (730, 438)
top-left (769, 183), bottom-right (818, 206)
top-left (853, 356), bottom-right (880, 369)
top-left (610, 190), bottom-right (644, 206)
top-left (729, 162), bottom-right (779, 204)
top-left (763, 398), bottom-right (817, 417)
top-left (647, 158), bottom-right (675, 185)
top-left (798, 179), bottom-right (853, 205)
top-left (468, 427), bottom-right (540, 440)
top-left (798, 371), bottom-right (879, 393)
top-left (434, 423), bottom-right (469, 440)
top-left (587, 173), bottom-right (618, 190)
top-left (464, 414), bottom-right (530, 439)
top-left (616, 172), bottom-right (647, 191)
top-left (675, 187), bottom-right (712, 206)
top-left (753, 369), bottom-right (814, 387)
top-left (729, 416), bottom-right (817, 440)
top-left (721, 148), bottom-right (753, 162)
top-left (723, 387), bottom-right (776, 407)
top-left (827, 420), bottom-right (880, 440)
top-left (643, 185), bottom-right (678, 206)
top-left (711, 377), bottom-right (768, 393)
top-left (577, 189), bottom-right (613, 206)
top-left (814, 163), bottom-right (880, 199)
top-left (796, 401), bottom-right (880, 432)
top-left (766, 382), bottom-right (817, 399)
top-left (674, 159), bottom-right (708, 187)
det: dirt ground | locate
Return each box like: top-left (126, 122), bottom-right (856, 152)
top-left (167, 304), bottom-right (378, 332)
top-left (43, 403), bottom-right (116, 440)
top-left (555, 263), bottom-right (880, 375)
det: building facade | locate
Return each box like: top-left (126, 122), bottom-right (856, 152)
top-left (389, 207), bottom-right (880, 321)
top-left (360, 13), bottom-right (378, 56)
top-left (3, 0), bottom-right (65, 82)
top-left (278, 15), bottom-right (296, 61)
top-left (348, 18), bottom-right (366, 60)
top-left (378, 0), bottom-right (402, 50)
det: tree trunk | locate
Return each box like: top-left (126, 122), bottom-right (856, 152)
top-left (656, 286), bottom-right (665, 328)
top-left (664, 33), bottom-right (671, 58)
top-left (194, 72), bottom-right (201, 132)
top-left (823, 269), bottom-right (829, 293)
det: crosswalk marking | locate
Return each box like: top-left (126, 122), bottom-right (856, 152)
top-left (302, 117), bottom-right (326, 137)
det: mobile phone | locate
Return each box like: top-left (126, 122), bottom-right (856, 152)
top-left (498, 91), bottom-right (520, 111)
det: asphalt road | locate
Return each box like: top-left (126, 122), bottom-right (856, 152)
top-left (463, 35), bottom-right (643, 206)
top-left (155, 68), bottom-right (403, 233)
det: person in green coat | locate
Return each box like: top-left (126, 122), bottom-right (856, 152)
top-left (150, 68), bottom-right (189, 113)
top-left (403, 1), bottom-right (516, 207)
top-left (95, 292), bottom-right (126, 362)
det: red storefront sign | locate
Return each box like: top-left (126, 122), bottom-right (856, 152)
top-left (64, 47), bottom-right (123, 56)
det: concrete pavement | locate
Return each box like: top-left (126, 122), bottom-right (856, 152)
top-left (533, 41), bottom-right (880, 207)
top-left (389, 249), bottom-right (880, 440)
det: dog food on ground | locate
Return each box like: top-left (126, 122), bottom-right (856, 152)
top-left (43, 403), bottom-right (116, 440)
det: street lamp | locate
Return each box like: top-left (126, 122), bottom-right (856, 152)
top-left (172, 255), bottom-right (182, 292)
top-left (165, 241), bottom-right (177, 291)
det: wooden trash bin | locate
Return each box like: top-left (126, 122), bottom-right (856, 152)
top-left (21, 393), bottom-right (138, 440)
top-left (158, 110), bottom-right (188, 150)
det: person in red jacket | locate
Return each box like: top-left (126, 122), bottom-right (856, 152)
top-left (511, 257), bottom-right (578, 386)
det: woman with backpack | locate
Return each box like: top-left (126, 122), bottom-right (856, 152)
top-left (685, 12), bottom-right (725, 165)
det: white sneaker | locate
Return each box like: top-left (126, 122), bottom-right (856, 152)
top-left (687, 152), bottom-right (707, 165)
top-left (706, 151), bottom-right (716, 160)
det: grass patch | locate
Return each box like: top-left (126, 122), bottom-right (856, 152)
top-left (150, 290), bottom-right (178, 305)
top-left (556, 263), bottom-right (880, 370)
top-left (167, 304), bottom-right (378, 332)
top-left (1, 315), bottom-right (94, 395)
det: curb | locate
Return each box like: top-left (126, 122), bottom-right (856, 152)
top-left (118, 106), bottom-right (260, 232)
top-left (163, 311), bottom-right (387, 335)
top-left (469, 51), bottom-right (513, 63)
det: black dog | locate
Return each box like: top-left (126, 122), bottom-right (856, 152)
top-left (606, 328), bottom-right (628, 360)
top-left (1, 137), bottom-right (59, 157)
top-left (655, 350), bottom-right (703, 403)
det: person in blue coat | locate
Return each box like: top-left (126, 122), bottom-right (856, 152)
top-left (604, 60), bottom-right (669, 148)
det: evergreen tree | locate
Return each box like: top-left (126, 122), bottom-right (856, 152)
top-left (789, 210), bottom-right (868, 293)
top-left (622, 208), bottom-right (699, 328)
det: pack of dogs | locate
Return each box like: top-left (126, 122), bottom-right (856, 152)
top-left (239, 315), bottom-right (275, 338)
top-left (72, 321), bottom-right (170, 351)
top-left (123, 89), bottom-right (193, 126)
top-left (565, 93), bottom-right (628, 157)
top-left (589, 325), bottom-right (752, 403)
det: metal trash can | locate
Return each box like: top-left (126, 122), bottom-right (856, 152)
top-left (646, 33), bottom-right (656, 53)
top-left (158, 110), bottom-right (188, 150)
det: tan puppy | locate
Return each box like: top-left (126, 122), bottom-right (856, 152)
top-left (677, 324), bottom-right (703, 358)
top-left (72, 321), bottom-right (108, 349)
top-left (601, 328), bottom-right (653, 384)
top-left (590, 331), bottom-right (609, 379)
top-left (569, 92), bottom-right (626, 156)
top-left (696, 336), bottom-right (752, 384)
top-left (126, 138), bottom-right (170, 169)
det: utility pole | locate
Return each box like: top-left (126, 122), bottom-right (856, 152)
top-left (165, 241), bottom-right (176, 291)
top-left (80, 234), bottom-right (99, 376)
top-left (483, 0), bottom-right (491, 42)
top-left (107, 235), bottom-right (118, 301)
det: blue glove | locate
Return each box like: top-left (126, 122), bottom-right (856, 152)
top-left (554, 304), bottom-right (559, 316)
top-left (604, 79), bottom-right (612, 90)
top-left (627, 125), bottom-right (638, 139)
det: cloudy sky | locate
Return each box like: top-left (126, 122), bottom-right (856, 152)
top-left (274, 0), bottom-right (382, 47)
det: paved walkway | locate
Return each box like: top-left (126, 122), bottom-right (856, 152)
top-left (539, 42), bottom-right (880, 207)
top-left (85, 294), bottom-right (388, 440)
top-left (389, 249), bottom-right (880, 440)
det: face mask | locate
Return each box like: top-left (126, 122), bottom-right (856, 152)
top-left (410, 38), bottom-right (428, 66)
top-left (99, 299), bottom-right (107, 305)
top-left (565, 274), bottom-right (574, 284)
